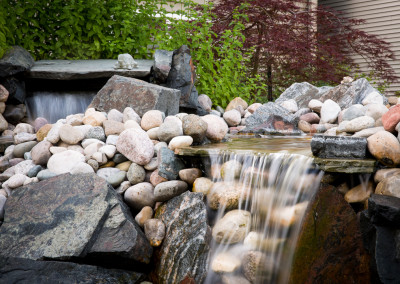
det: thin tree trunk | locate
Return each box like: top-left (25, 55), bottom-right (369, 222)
top-left (267, 63), bottom-right (273, 101)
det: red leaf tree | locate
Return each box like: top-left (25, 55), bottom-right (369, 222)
top-left (210, 0), bottom-right (397, 101)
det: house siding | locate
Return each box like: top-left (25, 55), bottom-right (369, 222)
top-left (319, 0), bottom-right (400, 93)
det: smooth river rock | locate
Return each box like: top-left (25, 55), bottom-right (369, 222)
top-left (116, 128), bottom-right (154, 166)
top-left (212, 210), bottom-right (251, 244)
top-left (367, 131), bottom-right (400, 167)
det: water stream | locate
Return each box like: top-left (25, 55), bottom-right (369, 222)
top-left (25, 91), bottom-right (95, 123)
top-left (203, 149), bottom-right (322, 283)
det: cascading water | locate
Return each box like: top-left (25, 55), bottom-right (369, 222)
top-left (25, 91), bottom-right (95, 123)
top-left (203, 150), bottom-right (322, 284)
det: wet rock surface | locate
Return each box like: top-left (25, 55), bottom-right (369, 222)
top-left (150, 191), bottom-right (210, 284)
top-left (311, 135), bottom-right (368, 159)
top-left (0, 46), bottom-right (35, 77)
top-left (290, 184), bottom-right (370, 284)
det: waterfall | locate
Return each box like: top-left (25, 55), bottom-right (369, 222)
top-left (204, 151), bottom-right (322, 284)
top-left (25, 91), bottom-right (95, 123)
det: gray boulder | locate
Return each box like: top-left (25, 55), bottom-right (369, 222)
top-left (275, 82), bottom-right (331, 109)
top-left (150, 191), bottom-right (210, 284)
top-left (0, 257), bottom-right (145, 284)
top-left (0, 77), bottom-right (27, 104)
top-left (311, 135), bottom-right (368, 159)
top-left (89, 75), bottom-right (180, 117)
top-left (0, 46), bottom-right (35, 77)
top-left (153, 49), bottom-right (174, 83)
top-left (158, 147), bottom-right (185, 180)
top-left (243, 102), bottom-right (301, 135)
top-left (0, 173), bottom-right (152, 264)
top-left (166, 45), bottom-right (198, 109)
top-left (320, 78), bottom-right (387, 109)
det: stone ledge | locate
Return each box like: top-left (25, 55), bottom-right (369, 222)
top-left (26, 59), bottom-right (153, 80)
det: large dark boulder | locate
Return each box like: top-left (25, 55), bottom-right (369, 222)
top-left (368, 194), bottom-right (400, 228)
top-left (0, 173), bottom-right (152, 264)
top-left (375, 226), bottom-right (400, 284)
top-left (0, 257), bottom-right (146, 284)
top-left (166, 45), bottom-right (198, 109)
top-left (0, 46), bottom-right (35, 77)
top-left (150, 191), bottom-right (211, 284)
top-left (311, 135), bottom-right (368, 159)
top-left (290, 184), bottom-right (370, 283)
top-left (89, 75), bottom-right (180, 116)
top-left (0, 76), bottom-right (27, 104)
top-left (152, 49), bottom-right (174, 83)
top-left (243, 102), bottom-right (301, 135)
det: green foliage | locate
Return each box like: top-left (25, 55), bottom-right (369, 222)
top-left (353, 70), bottom-right (389, 94)
top-left (0, 0), bottom-right (170, 60)
top-left (0, 1), bottom-right (11, 58)
top-left (158, 3), bottom-right (266, 107)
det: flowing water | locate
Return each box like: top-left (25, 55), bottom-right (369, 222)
top-left (25, 91), bottom-right (95, 123)
top-left (202, 145), bottom-right (322, 283)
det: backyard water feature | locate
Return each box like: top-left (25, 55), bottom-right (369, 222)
top-left (0, 46), bottom-right (399, 283)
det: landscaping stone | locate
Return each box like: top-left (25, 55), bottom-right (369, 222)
top-left (89, 75), bottom-right (180, 116)
top-left (375, 175), bottom-right (400, 198)
top-left (3, 104), bottom-right (25, 123)
top-left (0, 84), bottom-right (9, 102)
top-left (0, 46), bottom-right (35, 77)
top-left (201, 114), bottom-right (229, 141)
top-left (368, 194), bottom-right (400, 228)
top-left (168, 135), bottom-right (193, 152)
top-left (30, 141), bottom-right (52, 166)
top-left (157, 116), bottom-right (183, 142)
top-left (374, 168), bottom-right (400, 183)
top-left (275, 82), bottom-right (323, 109)
top-left (13, 141), bottom-right (37, 158)
top-left (153, 49), bottom-right (174, 83)
top-left (85, 126), bottom-right (106, 141)
top-left (151, 191), bottom-right (210, 284)
top-left (124, 182), bottom-right (155, 211)
top-left (144, 219), bottom-right (166, 247)
top-left (365, 103), bottom-right (388, 121)
top-left (150, 170), bottom-right (168, 187)
top-left (135, 206), bottom-right (153, 228)
top-left (367, 131), bottom-right (400, 167)
top-left (141, 110), bottom-right (164, 131)
top-left (182, 114), bottom-right (208, 143)
top-left (212, 209), bottom-right (251, 244)
top-left (0, 257), bottom-right (146, 284)
top-left (223, 109), bottom-right (241, 127)
top-left (47, 150), bottom-right (85, 174)
top-left (226, 97), bottom-right (248, 112)
top-left (116, 128), bottom-right (154, 166)
top-left (344, 116), bottom-right (375, 133)
top-left (342, 104), bottom-right (366, 121)
top-left (59, 124), bottom-right (85, 144)
top-left (344, 182), bottom-right (374, 203)
top-left (311, 135), bottom-right (368, 159)
top-left (127, 163), bottom-right (146, 185)
top-left (198, 94), bottom-right (212, 112)
top-left (193, 177), bottom-right (214, 195)
top-left (157, 147), bottom-right (185, 180)
top-left (154, 180), bottom-right (188, 202)
top-left (362, 91), bottom-right (384, 105)
top-left (320, 99), bottom-right (341, 124)
top-left (280, 99), bottom-right (298, 113)
top-left (166, 45), bottom-right (198, 109)
top-left (179, 168), bottom-right (202, 185)
top-left (382, 104), bottom-right (400, 132)
top-left (300, 112), bottom-right (320, 124)
top-left (0, 173), bottom-right (152, 264)
top-left (353, 126), bottom-right (384, 138)
top-left (27, 165), bottom-right (43, 178)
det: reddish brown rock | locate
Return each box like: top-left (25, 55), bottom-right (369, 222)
top-left (289, 184), bottom-right (370, 284)
top-left (382, 104), bottom-right (400, 132)
top-left (300, 112), bottom-right (320, 124)
top-left (367, 131), bottom-right (400, 167)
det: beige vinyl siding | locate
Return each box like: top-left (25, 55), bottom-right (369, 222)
top-left (319, 0), bottom-right (400, 94)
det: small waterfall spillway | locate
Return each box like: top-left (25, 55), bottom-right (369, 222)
top-left (26, 91), bottom-right (95, 123)
top-left (195, 139), bottom-right (323, 284)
